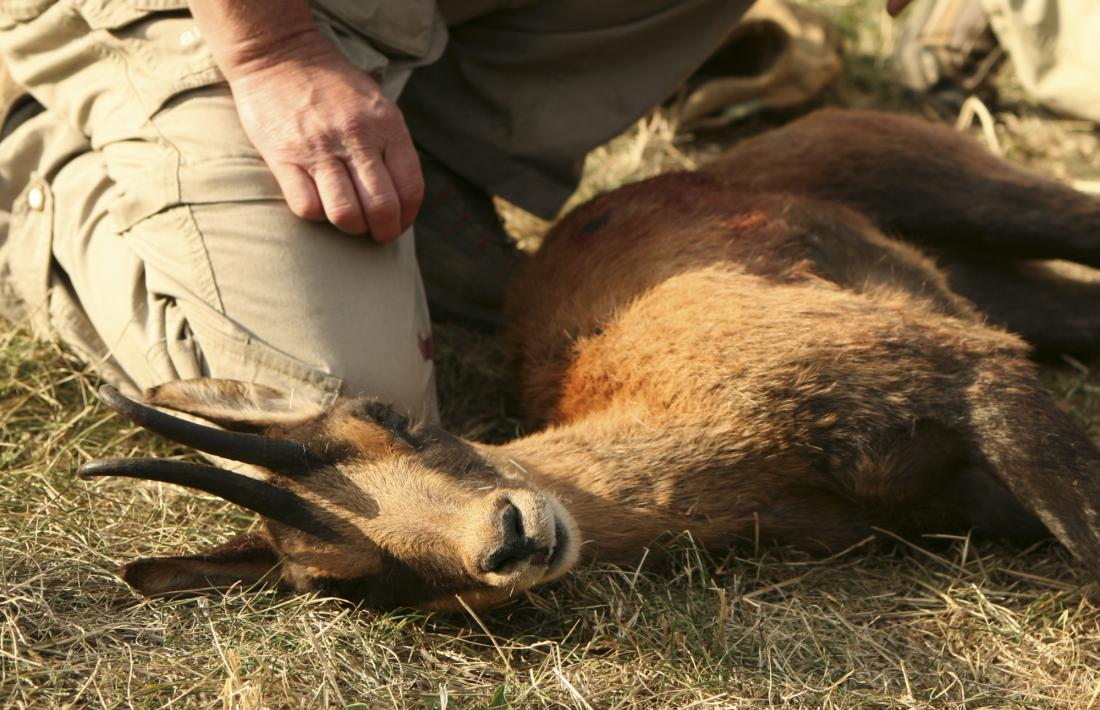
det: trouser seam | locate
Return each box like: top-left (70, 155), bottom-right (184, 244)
top-left (181, 202), bottom-right (225, 313)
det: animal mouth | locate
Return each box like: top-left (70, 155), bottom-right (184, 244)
top-left (544, 516), bottom-right (572, 576)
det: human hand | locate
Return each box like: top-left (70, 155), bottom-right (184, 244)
top-left (225, 33), bottom-right (422, 240)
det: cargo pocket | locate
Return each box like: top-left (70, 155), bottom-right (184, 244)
top-left (73, 0), bottom-right (223, 120)
top-left (6, 175), bottom-right (55, 336)
top-left (0, 0), bottom-right (57, 25)
top-left (314, 0), bottom-right (447, 79)
top-left (110, 200), bottom-right (344, 410)
top-left (178, 293), bottom-right (345, 412)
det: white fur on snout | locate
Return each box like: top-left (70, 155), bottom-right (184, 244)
top-left (538, 495), bottom-right (581, 584)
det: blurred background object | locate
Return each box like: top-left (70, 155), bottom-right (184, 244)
top-left (675, 0), bottom-right (843, 132)
top-left (895, 0), bottom-right (1100, 122)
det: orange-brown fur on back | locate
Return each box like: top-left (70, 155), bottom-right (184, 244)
top-left (506, 176), bottom-right (982, 428)
top-left (500, 109), bottom-right (1100, 568)
top-left (500, 193), bottom-right (1031, 559)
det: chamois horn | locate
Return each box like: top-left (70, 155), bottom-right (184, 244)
top-left (78, 458), bottom-right (343, 542)
top-left (96, 385), bottom-right (314, 473)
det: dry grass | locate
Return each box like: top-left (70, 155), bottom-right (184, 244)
top-left (5, 1), bottom-right (1100, 707)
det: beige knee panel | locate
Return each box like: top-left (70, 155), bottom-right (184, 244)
top-left (0, 7), bottom-right (436, 419)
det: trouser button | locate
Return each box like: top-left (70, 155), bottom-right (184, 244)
top-left (27, 186), bottom-right (45, 211)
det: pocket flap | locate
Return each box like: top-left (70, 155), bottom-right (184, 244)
top-left (126, 0), bottom-right (189, 9)
top-left (315, 0), bottom-right (441, 58)
top-left (0, 0), bottom-right (58, 23)
top-left (8, 175), bottom-right (55, 335)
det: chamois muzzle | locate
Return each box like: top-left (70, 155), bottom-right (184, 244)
top-left (465, 489), bottom-right (576, 590)
top-left (481, 502), bottom-right (551, 573)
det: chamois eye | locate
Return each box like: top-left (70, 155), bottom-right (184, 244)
top-left (353, 401), bottom-right (421, 448)
top-left (363, 402), bottom-right (408, 431)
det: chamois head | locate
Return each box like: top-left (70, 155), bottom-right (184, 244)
top-left (80, 380), bottom-right (579, 610)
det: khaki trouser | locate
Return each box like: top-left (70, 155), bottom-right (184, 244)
top-left (0, 0), bottom-right (749, 417)
top-left (403, 0), bottom-right (754, 219)
top-left (896, 0), bottom-right (1100, 123)
top-left (981, 0), bottom-right (1100, 123)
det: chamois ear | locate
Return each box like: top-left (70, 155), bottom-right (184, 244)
top-left (144, 379), bottom-right (325, 432)
top-left (120, 533), bottom-right (281, 597)
top-left (350, 400), bottom-right (420, 447)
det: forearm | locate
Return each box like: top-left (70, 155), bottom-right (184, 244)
top-left (187, 0), bottom-right (334, 79)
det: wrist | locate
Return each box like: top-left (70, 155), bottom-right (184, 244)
top-left (217, 26), bottom-right (342, 82)
top-left (187, 0), bottom-right (340, 81)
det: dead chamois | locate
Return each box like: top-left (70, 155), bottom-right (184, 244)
top-left (81, 109), bottom-right (1100, 610)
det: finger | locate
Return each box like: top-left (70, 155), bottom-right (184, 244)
top-left (384, 139), bottom-right (425, 233)
top-left (347, 153), bottom-right (403, 243)
top-left (887, 0), bottom-right (914, 16)
top-left (312, 163), bottom-right (368, 235)
top-left (272, 164), bottom-right (325, 222)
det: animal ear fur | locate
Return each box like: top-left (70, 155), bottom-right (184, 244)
top-left (356, 401), bottom-right (415, 438)
top-left (144, 379), bottom-right (325, 432)
top-left (121, 532), bottom-right (281, 597)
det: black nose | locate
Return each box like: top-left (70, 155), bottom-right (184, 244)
top-left (482, 502), bottom-right (549, 573)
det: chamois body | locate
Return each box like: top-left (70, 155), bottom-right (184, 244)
top-left (83, 109), bottom-right (1100, 609)
top-left (497, 177), bottom-right (1042, 562)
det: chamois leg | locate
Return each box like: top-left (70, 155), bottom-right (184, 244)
top-left (840, 418), bottom-right (1048, 547)
top-left (946, 462), bottom-right (1051, 546)
top-left (968, 365), bottom-right (1100, 570)
top-left (768, 200), bottom-right (1100, 354)
top-left (943, 260), bottom-right (1100, 356)
top-left (709, 109), bottom-right (1100, 266)
top-left (121, 532), bottom-right (281, 597)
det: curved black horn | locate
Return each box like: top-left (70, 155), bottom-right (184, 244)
top-left (79, 458), bottom-right (343, 542)
top-left (97, 385), bottom-right (314, 473)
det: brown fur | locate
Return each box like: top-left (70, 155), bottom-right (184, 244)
top-left (93, 109), bottom-right (1100, 609)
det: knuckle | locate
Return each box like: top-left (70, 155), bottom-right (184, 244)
top-left (341, 114), bottom-right (372, 138)
top-left (305, 130), bottom-right (352, 159)
top-left (365, 193), bottom-right (400, 216)
top-left (275, 178), bottom-right (324, 221)
top-left (343, 109), bottom-right (403, 146)
top-left (396, 180), bottom-right (424, 202)
top-left (368, 95), bottom-right (398, 117)
top-left (329, 206), bottom-right (364, 232)
top-left (379, 115), bottom-right (405, 136)
top-left (291, 200), bottom-right (325, 221)
top-left (374, 108), bottom-right (408, 138)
